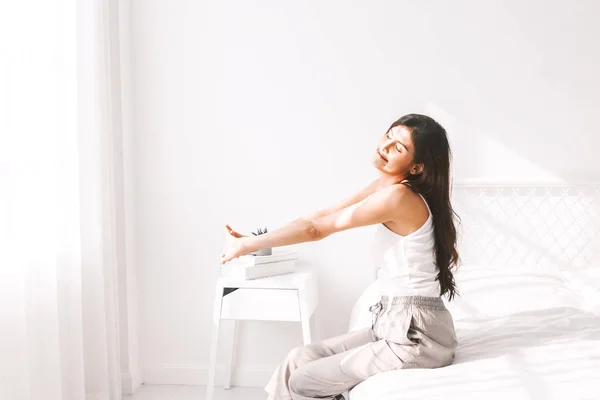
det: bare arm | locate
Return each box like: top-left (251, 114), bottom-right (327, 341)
top-left (242, 184), bottom-right (408, 253)
top-left (310, 184), bottom-right (408, 239)
top-left (243, 179), bottom-right (379, 251)
top-left (301, 178), bottom-right (380, 220)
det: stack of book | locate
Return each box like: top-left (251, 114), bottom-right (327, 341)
top-left (220, 251), bottom-right (299, 280)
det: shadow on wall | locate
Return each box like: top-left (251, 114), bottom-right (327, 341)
top-left (418, 0), bottom-right (600, 185)
top-left (425, 99), bottom-right (599, 185)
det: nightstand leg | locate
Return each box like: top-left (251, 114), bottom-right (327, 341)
top-left (299, 290), bottom-right (312, 345)
top-left (301, 313), bottom-right (312, 345)
top-left (223, 320), bottom-right (238, 389)
top-left (206, 285), bottom-right (223, 400)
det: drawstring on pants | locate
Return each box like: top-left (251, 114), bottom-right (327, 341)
top-left (369, 301), bottom-right (383, 329)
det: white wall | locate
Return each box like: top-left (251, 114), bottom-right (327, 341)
top-left (130, 0), bottom-right (600, 386)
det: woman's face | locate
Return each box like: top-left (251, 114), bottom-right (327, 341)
top-left (372, 125), bottom-right (417, 176)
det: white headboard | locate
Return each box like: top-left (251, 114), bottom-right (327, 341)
top-left (451, 185), bottom-right (600, 272)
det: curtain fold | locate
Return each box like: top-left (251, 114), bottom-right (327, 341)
top-left (0, 1), bottom-right (129, 399)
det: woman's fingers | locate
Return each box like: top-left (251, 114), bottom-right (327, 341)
top-left (220, 253), bottom-right (229, 264)
top-left (225, 224), bottom-right (244, 238)
top-left (221, 224), bottom-right (250, 264)
top-left (221, 252), bottom-right (236, 264)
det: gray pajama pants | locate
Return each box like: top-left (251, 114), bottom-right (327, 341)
top-left (265, 296), bottom-right (457, 400)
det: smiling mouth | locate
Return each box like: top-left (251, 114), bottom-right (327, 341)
top-left (377, 150), bottom-right (388, 162)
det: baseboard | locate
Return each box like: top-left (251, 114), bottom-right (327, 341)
top-left (121, 368), bottom-right (143, 395)
top-left (142, 364), bottom-right (272, 387)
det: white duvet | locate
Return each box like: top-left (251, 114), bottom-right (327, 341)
top-left (348, 268), bottom-right (600, 400)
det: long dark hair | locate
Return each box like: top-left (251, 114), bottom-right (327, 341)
top-left (389, 114), bottom-right (460, 300)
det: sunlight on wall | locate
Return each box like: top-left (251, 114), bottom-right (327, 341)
top-left (476, 136), bottom-right (563, 184)
top-left (425, 103), bottom-right (563, 185)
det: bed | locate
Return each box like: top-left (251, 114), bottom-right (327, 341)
top-left (347, 185), bottom-right (600, 400)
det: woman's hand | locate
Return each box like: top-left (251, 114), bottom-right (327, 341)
top-left (225, 224), bottom-right (246, 239)
top-left (220, 224), bottom-right (251, 264)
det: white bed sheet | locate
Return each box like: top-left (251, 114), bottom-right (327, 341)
top-left (348, 268), bottom-right (600, 400)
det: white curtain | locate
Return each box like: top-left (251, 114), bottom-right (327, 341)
top-left (0, 1), bottom-right (131, 399)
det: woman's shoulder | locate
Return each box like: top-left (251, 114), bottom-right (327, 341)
top-left (367, 183), bottom-right (415, 212)
top-left (385, 183), bottom-right (428, 217)
top-left (377, 181), bottom-right (413, 198)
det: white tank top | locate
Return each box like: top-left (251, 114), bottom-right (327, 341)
top-left (370, 189), bottom-right (441, 297)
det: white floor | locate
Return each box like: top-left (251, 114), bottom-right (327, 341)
top-left (123, 385), bottom-right (266, 400)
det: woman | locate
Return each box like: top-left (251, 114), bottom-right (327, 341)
top-left (221, 113), bottom-right (459, 400)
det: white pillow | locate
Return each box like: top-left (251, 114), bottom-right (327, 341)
top-left (563, 267), bottom-right (600, 316)
top-left (348, 267), bottom-right (586, 332)
top-left (444, 267), bottom-right (584, 319)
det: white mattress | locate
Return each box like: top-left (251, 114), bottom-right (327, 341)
top-left (348, 268), bottom-right (600, 400)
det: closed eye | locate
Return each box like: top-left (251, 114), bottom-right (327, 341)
top-left (386, 132), bottom-right (402, 152)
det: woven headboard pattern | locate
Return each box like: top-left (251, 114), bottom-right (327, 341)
top-left (451, 185), bottom-right (600, 272)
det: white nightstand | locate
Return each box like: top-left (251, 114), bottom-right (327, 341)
top-left (206, 269), bottom-right (319, 400)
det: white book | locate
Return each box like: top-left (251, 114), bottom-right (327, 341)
top-left (234, 251), bottom-right (298, 266)
top-left (220, 259), bottom-right (297, 280)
